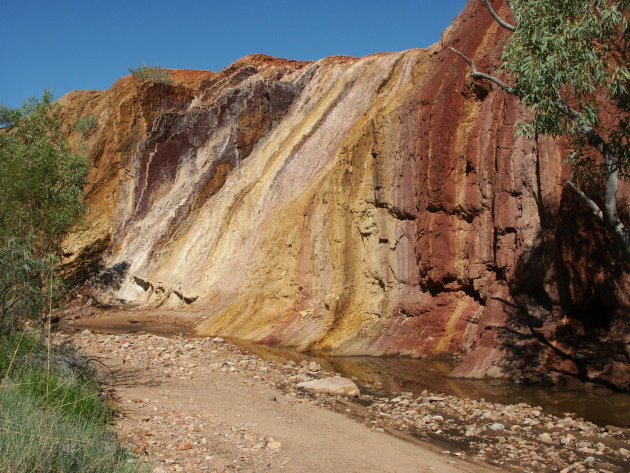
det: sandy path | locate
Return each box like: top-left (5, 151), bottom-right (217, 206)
top-left (133, 361), bottom-right (482, 473)
top-left (62, 324), bottom-right (500, 473)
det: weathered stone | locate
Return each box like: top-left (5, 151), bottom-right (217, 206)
top-left (108, 355), bottom-right (125, 365)
top-left (59, 0), bottom-right (630, 391)
top-left (559, 464), bottom-right (578, 473)
top-left (296, 377), bottom-right (359, 397)
top-left (177, 441), bottom-right (192, 450)
top-left (605, 424), bottom-right (630, 434)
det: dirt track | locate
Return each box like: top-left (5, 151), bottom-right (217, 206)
top-left (60, 311), bottom-right (630, 473)
top-left (61, 311), bottom-right (501, 473)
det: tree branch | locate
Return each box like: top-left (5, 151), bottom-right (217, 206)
top-left (1, 296), bottom-right (21, 318)
top-left (553, 95), bottom-right (630, 256)
top-left (479, 0), bottom-right (516, 31)
top-left (449, 48), bottom-right (515, 93)
top-left (553, 96), bottom-right (608, 157)
top-left (565, 179), bottom-right (604, 221)
top-left (566, 178), bottom-right (630, 257)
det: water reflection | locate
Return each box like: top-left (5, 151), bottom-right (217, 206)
top-left (231, 339), bottom-right (630, 428)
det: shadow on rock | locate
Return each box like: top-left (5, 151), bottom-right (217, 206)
top-left (496, 188), bottom-right (630, 392)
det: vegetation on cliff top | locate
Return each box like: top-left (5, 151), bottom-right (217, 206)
top-left (453, 0), bottom-right (629, 257)
top-left (128, 64), bottom-right (174, 85)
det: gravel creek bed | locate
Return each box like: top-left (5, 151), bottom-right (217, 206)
top-left (60, 328), bottom-right (630, 473)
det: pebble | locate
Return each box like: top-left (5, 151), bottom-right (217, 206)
top-left (177, 441), bottom-right (192, 450)
top-left (559, 465), bottom-right (578, 473)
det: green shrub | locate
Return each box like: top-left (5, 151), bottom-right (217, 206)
top-left (0, 105), bottom-right (21, 128)
top-left (0, 334), bottom-right (147, 473)
top-left (128, 64), bottom-right (173, 84)
top-left (0, 332), bottom-right (39, 374)
top-left (75, 116), bottom-right (97, 135)
top-left (0, 91), bottom-right (89, 333)
top-left (0, 386), bottom-right (144, 473)
top-left (0, 333), bottom-right (110, 423)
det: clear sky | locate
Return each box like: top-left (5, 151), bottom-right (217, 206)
top-left (1, 0), bottom-right (467, 109)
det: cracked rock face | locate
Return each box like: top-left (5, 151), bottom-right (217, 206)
top-left (59, 0), bottom-right (629, 390)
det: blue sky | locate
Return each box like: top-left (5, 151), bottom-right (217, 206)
top-left (2, 0), bottom-right (467, 109)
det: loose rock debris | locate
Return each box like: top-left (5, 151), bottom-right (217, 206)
top-left (60, 329), bottom-right (630, 473)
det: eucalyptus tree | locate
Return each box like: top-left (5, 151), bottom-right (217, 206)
top-left (452, 0), bottom-right (629, 257)
top-left (0, 92), bottom-right (88, 330)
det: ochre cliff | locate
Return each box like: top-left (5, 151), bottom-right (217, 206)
top-left (59, 0), bottom-right (629, 391)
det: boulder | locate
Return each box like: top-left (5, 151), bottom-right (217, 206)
top-left (296, 377), bottom-right (359, 397)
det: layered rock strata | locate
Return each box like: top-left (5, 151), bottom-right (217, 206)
top-left (59, 0), bottom-right (629, 390)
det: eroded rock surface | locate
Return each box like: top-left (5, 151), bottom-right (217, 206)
top-left (59, 0), bottom-right (629, 390)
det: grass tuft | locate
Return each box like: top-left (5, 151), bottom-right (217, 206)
top-left (0, 333), bottom-right (147, 473)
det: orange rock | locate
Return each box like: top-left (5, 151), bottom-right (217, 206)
top-left (178, 441), bottom-right (193, 450)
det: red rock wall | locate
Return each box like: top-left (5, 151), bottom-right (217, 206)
top-left (59, 0), bottom-right (629, 391)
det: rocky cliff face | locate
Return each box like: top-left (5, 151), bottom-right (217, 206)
top-left (59, 0), bottom-right (629, 391)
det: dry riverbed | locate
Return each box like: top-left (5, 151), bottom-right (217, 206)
top-left (59, 317), bottom-right (630, 473)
